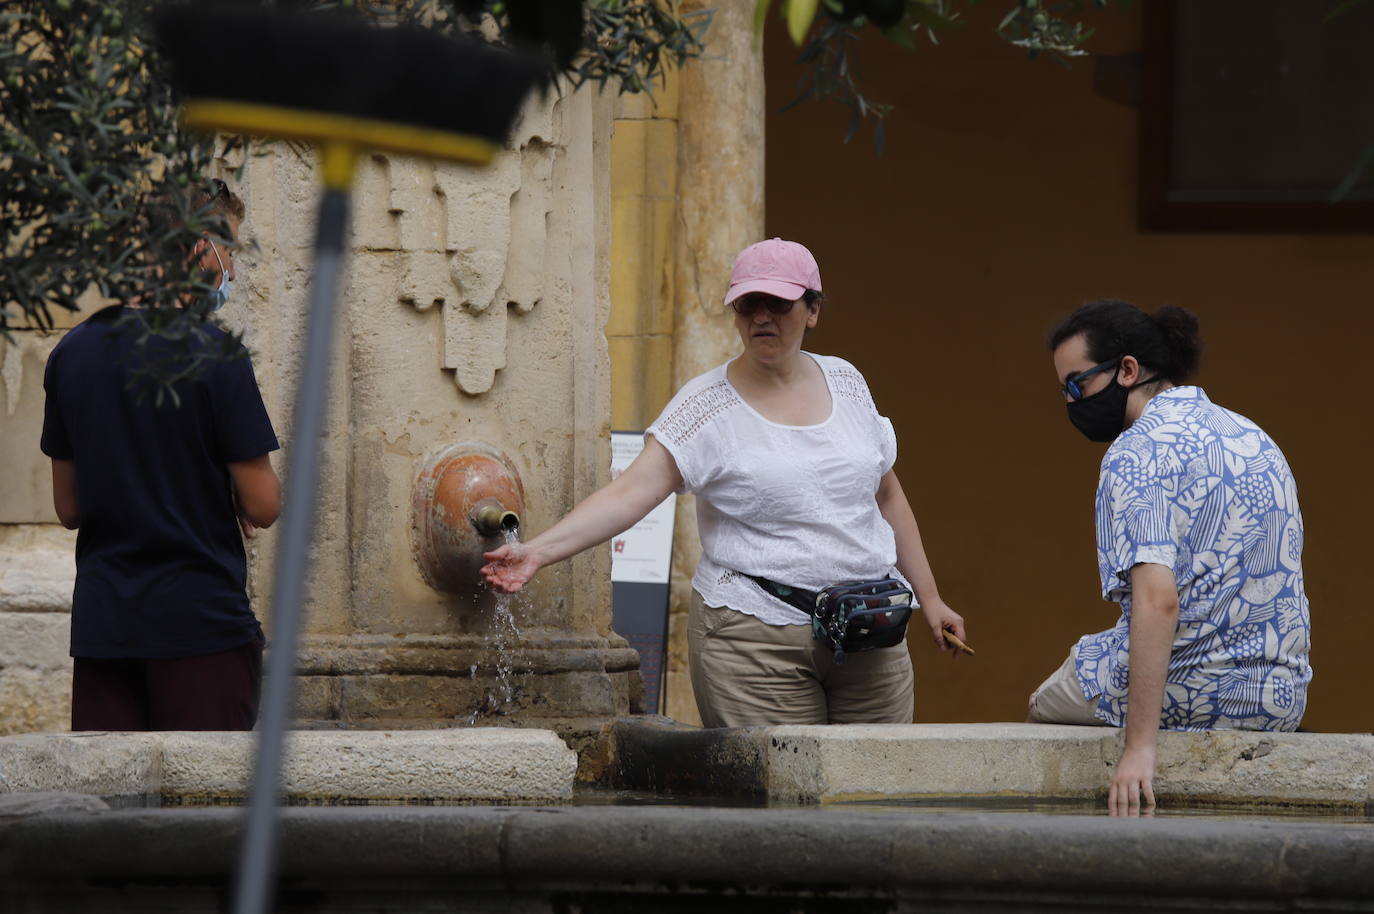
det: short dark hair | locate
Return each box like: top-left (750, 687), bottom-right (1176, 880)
top-left (802, 289), bottom-right (823, 307)
top-left (195, 177), bottom-right (245, 222)
top-left (1047, 299), bottom-right (1203, 385)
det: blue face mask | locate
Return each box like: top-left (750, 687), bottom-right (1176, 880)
top-left (207, 239), bottom-right (232, 311)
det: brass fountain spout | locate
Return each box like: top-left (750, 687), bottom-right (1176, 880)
top-left (472, 498), bottom-right (520, 537)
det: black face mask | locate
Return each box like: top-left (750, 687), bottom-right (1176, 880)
top-left (1066, 370), bottom-right (1157, 443)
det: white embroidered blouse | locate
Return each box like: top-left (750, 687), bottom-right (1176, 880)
top-left (646, 353), bottom-right (906, 626)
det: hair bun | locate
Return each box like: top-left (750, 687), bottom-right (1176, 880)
top-left (1153, 305), bottom-right (1202, 381)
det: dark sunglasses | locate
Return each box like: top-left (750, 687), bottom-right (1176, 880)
top-left (730, 295), bottom-right (797, 316)
top-left (1061, 358), bottom-right (1120, 400)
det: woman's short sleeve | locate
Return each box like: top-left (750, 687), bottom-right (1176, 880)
top-left (645, 375), bottom-right (736, 495)
top-left (824, 356), bottom-right (898, 476)
top-left (879, 415), bottom-right (898, 476)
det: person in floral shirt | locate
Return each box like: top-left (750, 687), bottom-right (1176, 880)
top-left (1031, 299), bottom-right (1311, 815)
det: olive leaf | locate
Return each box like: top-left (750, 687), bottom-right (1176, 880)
top-left (786, 0), bottom-right (821, 44)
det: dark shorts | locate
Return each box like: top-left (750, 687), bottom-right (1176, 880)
top-left (71, 634), bottom-right (264, 731)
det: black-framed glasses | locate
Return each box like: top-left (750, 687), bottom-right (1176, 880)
top-left (731, 294), bottom-right (797, 316)
top-left (1061, 358), bottom-right (1120, 400)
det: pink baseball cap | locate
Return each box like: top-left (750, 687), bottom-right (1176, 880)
top-left (723, 238), bottom-right (822, 306)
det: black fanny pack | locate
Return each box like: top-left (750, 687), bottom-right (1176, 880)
top-left (749, 575), bottom-right (915, 664)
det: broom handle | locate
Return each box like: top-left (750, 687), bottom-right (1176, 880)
top-left (233, 185), bottom-right (349, 914)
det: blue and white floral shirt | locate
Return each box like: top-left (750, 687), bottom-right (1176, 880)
top-left (1074, 386), bottom-right (1311, 731)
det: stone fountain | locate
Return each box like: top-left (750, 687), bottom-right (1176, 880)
top-left (228, 87), bottom-right (641, 743)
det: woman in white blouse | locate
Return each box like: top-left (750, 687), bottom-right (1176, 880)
top-left (482, 238), bottom-right (965, 727)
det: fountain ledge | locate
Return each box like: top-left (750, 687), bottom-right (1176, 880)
top-left (602, 719), bottom-right (1374, 810)
top-left (1, 722), bottom-right (1370, 810)
top-left (0, 728), bottom-right (577, 804)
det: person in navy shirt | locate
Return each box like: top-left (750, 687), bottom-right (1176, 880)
top-left (1034, 300), bottom-right (1311, 816)
top-left (41, 179), bottom-right (282, 731)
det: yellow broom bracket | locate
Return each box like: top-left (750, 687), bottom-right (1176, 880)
top-left (319, 142), bottom-right (359, 191)
top-left (181, 99), bottom-right (499, 170)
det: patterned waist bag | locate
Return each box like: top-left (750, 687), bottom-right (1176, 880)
top-left (748, 575), bottom-right (915, 664)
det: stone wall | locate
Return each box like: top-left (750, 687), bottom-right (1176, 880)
top-left (0, 4), bottom-right (771, 733)
top-left (0, 84), bottom-right (638, 734)
top-left (0, 290), bottom-right (105, 734)
top-left (0, 527), bottom-right (73, 734)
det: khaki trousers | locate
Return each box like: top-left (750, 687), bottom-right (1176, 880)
top-left (688, 591), bottom-right (915, 728)
top-left (1026, 649), bottom-right (1109, 726)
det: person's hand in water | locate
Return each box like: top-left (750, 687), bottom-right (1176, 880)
top-left (481, 542), bottom-right (544, 593)
top-left (920, 598), bottom-right (967, 659)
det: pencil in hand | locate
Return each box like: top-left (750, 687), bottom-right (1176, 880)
top-left (942, 631), bottom-right (975, 656)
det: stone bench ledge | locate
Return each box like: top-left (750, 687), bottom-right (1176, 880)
top-left (608, 719), bottom-right (1374, 809)
top-left (0, 729), bottom-right (577, 804)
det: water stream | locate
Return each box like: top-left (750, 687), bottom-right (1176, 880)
top-left (466, 527), bottom-right (525, 725)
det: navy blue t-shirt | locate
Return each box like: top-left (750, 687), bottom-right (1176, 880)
top-left (40, 306), bottom-right (279, 659)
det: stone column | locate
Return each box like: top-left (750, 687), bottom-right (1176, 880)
top-left (229, 87), bottom-right (639, 743)
top-left (665, 0), bottom-right (767, 725)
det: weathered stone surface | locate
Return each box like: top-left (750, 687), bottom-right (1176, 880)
top-left (765, 723), bottom-right (1115, 803)
top-left (330, 669), bottom-right (632, 725)
top-left (0, 729), bottom-right (577, 804)
top-left (1151, 729), bottom-right (1374, 806)
top-left (0, 612), bottom-right (71, 670)
top-left (157, 729), bottom-right (578, 803)
top-left (3, 807), bottom-right (1372, 912)
top-left (0, 525), bottom-right (75, 613)
top-left (0, 336), bottom-right (63, 525)
top-left (0, 543), bottom-right (78, 734)
top-left (214, 87), bottom-right (625, 733)
top-left (607, 718), bottom-right (1374, 809)
top-left (0, 667), bottom-right (71, 736)
top-left (0, 733), bottom-right (160, 797)
top-left (0, 791), bottom-right (108, 819)
top-left (605, 715), bottom-right (766, 798)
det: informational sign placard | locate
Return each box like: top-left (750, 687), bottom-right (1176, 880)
top-left (609, 431), bottom-right (675, 714)
top-left (609, 432), bottom-right (676, 584)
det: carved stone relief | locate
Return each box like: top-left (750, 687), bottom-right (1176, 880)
top-left (364, 96), bottom-right (560, 395)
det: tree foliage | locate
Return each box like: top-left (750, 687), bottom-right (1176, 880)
top-left (762, 0), bottom-right (1119, 150)
top-left (0, 0), bottom-right (706, 397)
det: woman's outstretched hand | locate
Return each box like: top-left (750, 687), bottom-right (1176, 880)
top-left (481, 542), bottom-right (544, 593)
top-left (920, 598), bottom-right (967, 659)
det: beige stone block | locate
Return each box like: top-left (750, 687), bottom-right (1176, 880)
top-left (340, 674), bottom-right (482, 723)
top-left (0, 526), bottom-right (75, 613)
top-left (292, 675), bottom-right (343, 723)
top-left (1148, 729), bottom-right (1374, 807)
top-left (757, 724), bottom-right (1374, 809)
top-left (0, 612), bottom-right (71, 670)
top-left (611, 118), bottom-right (679, 201)
top-left (0, 667), bottom-right (71, 735)
top-left (341, 668), bottom-right (628, 723)
top-left (0, 333), bottom-right (61, 524)
top-left (0, 733), bottom-right (160, 795)
top-left (608, 335), bottom-right (674, 431)
top-left (763, 724), bottom-right (1115, 803)
top-left (608, 196), bottom-right (675, 338)
top-left (158, 728), bottom-right (578, 802)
